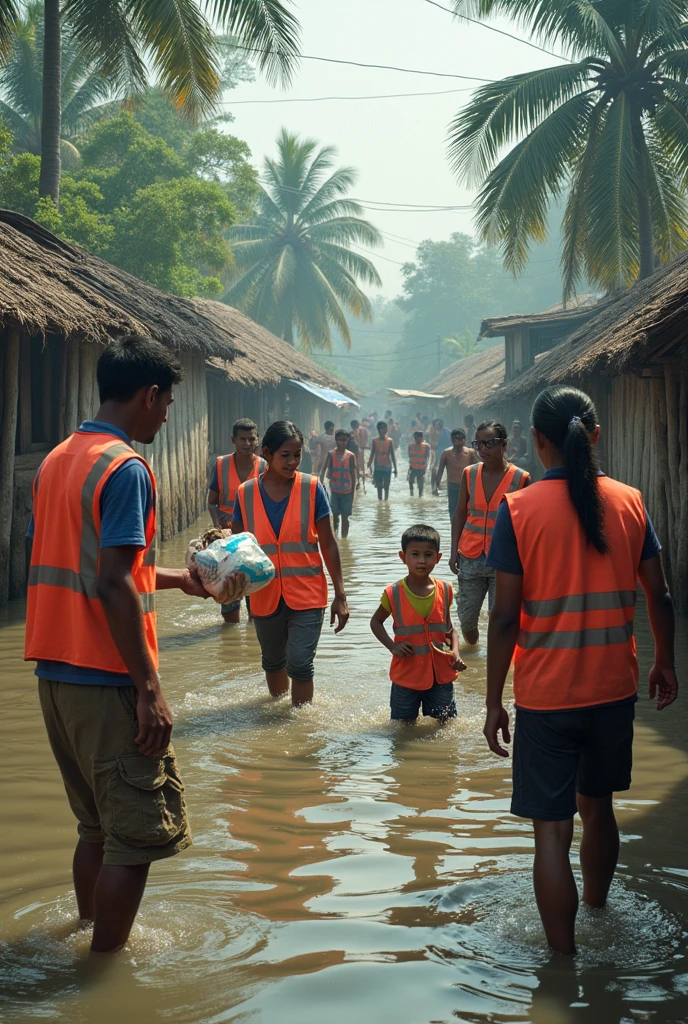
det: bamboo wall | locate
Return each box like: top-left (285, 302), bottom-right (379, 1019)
top-left (0, 327), bottom-right (212, 605)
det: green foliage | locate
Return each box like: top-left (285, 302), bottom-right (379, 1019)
top-left (449, 0), bottom-right (688, 296)
top-left (225, 129), bottom-right (382, 351)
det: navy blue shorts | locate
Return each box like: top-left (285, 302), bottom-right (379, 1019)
top-left (390, 682), bottom-right (456, 722)
top-left (511, 700), bottom-right (635, 821)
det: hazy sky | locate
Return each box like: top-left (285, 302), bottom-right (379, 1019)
top-left (222, 0), bottom-right (561, 297)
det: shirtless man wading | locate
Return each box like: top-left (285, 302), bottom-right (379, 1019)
top-left (435, 428), bottom-right (478, 522)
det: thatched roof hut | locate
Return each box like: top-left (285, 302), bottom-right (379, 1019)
top-left (423, 344), bottom-right (505, 421)
top-left (0, 209), bottom-right (238, 356)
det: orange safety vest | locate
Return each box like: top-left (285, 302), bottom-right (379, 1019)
top-left (25, 430), bottom-right (158, 672)
top-left (329, 450), bottom-right (355, 494)
top-left (237, 472), bottom-right (328, 616)
top-left (386, 578), bottom-right (458, 690)
top-left (408, 442), bottom-right (430, 471)
top-left (372, 437), bottom-right (393, 468)
top-left (458, 462), bottom-right (529, 558)
top-left (506, 476), bottom-right (647, 711)
top-left (216, 452), bottom-right (266, 517)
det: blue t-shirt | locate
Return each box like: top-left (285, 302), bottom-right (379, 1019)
top-left (30, 421), bottom-right (153, 686)
top-left (486, 468), bottom-right (661, 575)
top-left (436, 428), bottom-right (452, 454)
top-left (232, 477), bottom-right (331, 535)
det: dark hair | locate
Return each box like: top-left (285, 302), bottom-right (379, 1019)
top-left (377, 420), bottom-right (388, 431)
top-left (350, 419), bottom-right (360, 429)
top-left (97, 334), bottom-right (183, 403)
top-left (232, 417), bottom-right (258, 436)
top-left (262, 420), bottom-right (304, 454)
top-left (324, 420), bottom-right (335, 430)
top-left (464, 414), bottom-right (474, 423)
top-left (451, 428), bottom-right (466, 439)
top-left (476, 419), bottom-right (508, 441)
top-left (335, 429), bottom-right (349, 440)
top-left (531, 386), bottom-right (608, 554)
top-left (511, 420), bottom-right (523, 430)
top-left (401, 523), bottom-right (441, 553)
top-left (413, 430), bottom-right (424, 439)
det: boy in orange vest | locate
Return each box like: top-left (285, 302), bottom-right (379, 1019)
top-left (370, 524), bottom-right (466, 722)
top-left (320, 429), bottom-right (358, 538)
top-left (207, 417), bottom-right (266, 622)
top-left (408, 430), bottom-right (430, 497)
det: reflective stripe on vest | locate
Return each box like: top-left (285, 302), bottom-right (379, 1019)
top-left (506, 476), bottom-right (646, 711)
top-left (458, 462), bottom-right (528, 558)
top-left (217, 453), bottom-right (266, 515)
top-left (25, 432), bottom-right (158, 672)
top-left (238, 472), bottom-right (327, 616)
top-left (372, 437), bottom-right (392, 468)
top-left (409, 443), bottom-right (429, 471)
top-left (330, 450), bottom-right (355, 493)
top-left (387, 578), bottom-right (457, 690)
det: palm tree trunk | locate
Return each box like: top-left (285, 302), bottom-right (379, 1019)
top-left (38, 0), bottom-right (61, 204)
top-left (633, 115), bottom-right (653, 280)
top-left (283, 318), bottom-right (294, 346)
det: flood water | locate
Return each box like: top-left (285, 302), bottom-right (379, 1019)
top-left (2, 472), bottom-right (688, 1024)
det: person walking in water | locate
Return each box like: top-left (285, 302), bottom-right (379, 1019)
top-left (435, 428), bottom-right (478, 523)
top-left (320, 429), bottom-right (358, 538)
top-left (370, 524), bottom-right (465, 723)
top-left (207, 418), bottom-right (266, 623)
top-left (449, 421), bottom-right (529, 644)
top-left (233, 421), bottom-right (349, 705)
top-left (408, 430), bottom-right (430, 497)
top-left (483, 386), bottom-right (678, 955)
top-left (368, 420), bottom-right (397, 501)
top-left (24, 335), bottom-right (207, 953)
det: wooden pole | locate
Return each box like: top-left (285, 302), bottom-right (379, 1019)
top-left (63, 338), bottom-right (79, 438)
top-left (17, 336), bottom-right (32, 454)
top-left (42, 341), bottom-right (53, 443)
top-left (78, 342), bottom-right (97, 424)
top-left (0, 327), bottom-right (20, 604)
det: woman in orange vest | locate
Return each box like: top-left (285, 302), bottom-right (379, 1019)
top-left (233, 421), bottom-right (349, 705)
top-left (484, 386), bottom-right (678, 955)
top-left (449, 420), bottom-right (530, 644)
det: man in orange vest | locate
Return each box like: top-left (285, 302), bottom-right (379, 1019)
top-left (207, 417), bottom-right (266, 622)
top-left (370, 523), bottom-right (465, 722)
top-left (24, 334), bottom-right (208, 953)
top-left (449, 420), bottom-right (529, 644)
top-left (483, 385), bottom-right (678, 955)
top-left (320, 429), bottom-right (358, 537)
top-left (407, 430), bottom-right (430, 497)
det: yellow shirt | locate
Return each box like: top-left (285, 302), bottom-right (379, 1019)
top-left (380, 578), bottom-right (453, 620)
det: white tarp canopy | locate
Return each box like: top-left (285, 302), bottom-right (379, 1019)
top-left (288, 379), bottom-right (360, 409)
top-left (385, 388), bottom-right (445, 400)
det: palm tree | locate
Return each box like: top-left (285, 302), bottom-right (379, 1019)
top-left (0, 0), bottom-right (300, 202)
top-left (448, 0), bottom-right (688, 298)
top-left (225, 129), bottom-right (383, 351)
top-left (0, 3), bottom-right (116, 168)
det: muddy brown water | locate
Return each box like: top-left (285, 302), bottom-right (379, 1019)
top-left (1, 474), bottom-right (688, 1024)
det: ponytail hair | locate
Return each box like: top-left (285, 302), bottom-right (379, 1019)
top-left (261, 420), bottom-right (304, 454)
top-left (530, 386), bottom-right (608, 554)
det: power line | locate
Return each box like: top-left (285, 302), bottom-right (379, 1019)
top-left (421, 0), bottom-right (570, 62)
top-left (232, 45), bottom-right (495, 81)
top-left (223, 86), bottom-right (473, 104)
top-left (352, 243), bottom-right (406, 266)
top-left (256, 177), bottom-right (472, 211)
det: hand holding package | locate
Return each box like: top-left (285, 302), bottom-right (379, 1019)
top-left (188, 531), bottom-right (275, 604)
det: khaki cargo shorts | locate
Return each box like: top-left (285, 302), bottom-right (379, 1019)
top-left (457, 554), bottom-right (496, 634)
top-left (38, 680), bottom-right (192, 866)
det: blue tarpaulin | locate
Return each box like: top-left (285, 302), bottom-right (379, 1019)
top-left (288, 379), bottom-right (359, 409)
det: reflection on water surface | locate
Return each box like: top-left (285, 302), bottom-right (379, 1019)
top-left (1, 475), bottom-right (688, 1024)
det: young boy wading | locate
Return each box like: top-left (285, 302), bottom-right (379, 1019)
top-left (320, 430), bottom-right (358, 538)
top-left (24, 335), bottom-right (208, 953)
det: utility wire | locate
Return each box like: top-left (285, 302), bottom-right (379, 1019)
top-left (256, 177), bottom-right (472, 211)
top-left (421, 0), bottom-right (570, 62)
top-left (223, 86), bottom-right (473, 104)
top-left (232, 44), bottom-right (495, 81)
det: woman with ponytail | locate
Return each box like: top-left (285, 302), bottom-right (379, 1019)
top-left (483, 385), bottom-right (677, 955)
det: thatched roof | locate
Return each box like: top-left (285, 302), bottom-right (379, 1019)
top-left (500, 249), bottom-right (688, 398)
top-left (0, 210), bottom-right (236, 356)
top-left (424, 343), bottom-right (505, 408)
top-left (480, 294), bottom-right (613, 338)
top-left (198, 299), bottom-right (356, 395)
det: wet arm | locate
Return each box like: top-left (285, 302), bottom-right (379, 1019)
top-left (436, 452), bottom-right (446, 489)
top-left (316, 515), bottom-right (349, 632)
top-left (486, 571), bottom-right (522, 708)
top-left (207, 488), bottom-right (220, 527)
top-left (639, 555), bottom-right (678, 709)
top-left (449, 474), bottom-right (469, 568)
top-left (370, 605), bottom-right (396, 652)
top-left (320, 453), bottom-right (331, 485)
top-left (155, 567), bottom-right (207, 596)
top-left (391, 447), bottom-right (398, 475)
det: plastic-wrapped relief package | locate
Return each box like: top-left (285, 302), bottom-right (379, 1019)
top-left (187, 530), bottom-right (275, 605)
